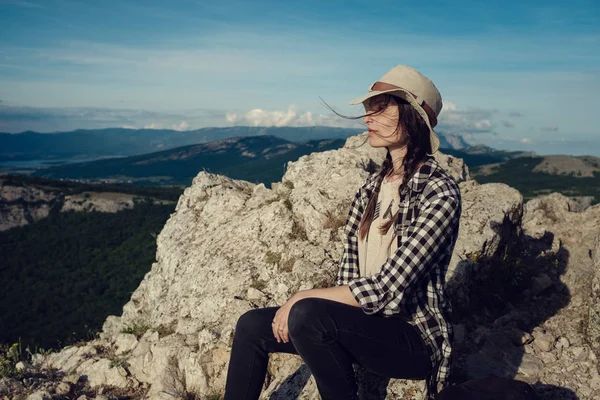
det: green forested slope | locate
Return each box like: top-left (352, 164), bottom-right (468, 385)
top-left (472, 157), bottom-right (600, 203)
top-left (0, 202), bottom-right (175, 349)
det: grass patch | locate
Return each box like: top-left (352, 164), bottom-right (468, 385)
top-left (323, 209), bottom-right (346, 231)
top-left (120, 319), bottom-right (152, 339)
top-left (250, 279), bottom-right (268, 292)
top-left (264, 251), bottom-right (282, 265)
top-left (290, 220), bottom-right (308, 241)
top-left (279, 257), bottom-right (296, 273)
top-left (283, 181), bottom-right (294, 190)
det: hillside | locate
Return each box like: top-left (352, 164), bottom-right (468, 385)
top-left (471, 156), bottom-right (600, 204)
top-left (32, 135), bottom-right (347, 186)
top-left (441, 145), bottom-right (534, 168)
top-left (532, 155), bottom-right (600, 177)
top-left (0, 201), bottom-right (175, 349)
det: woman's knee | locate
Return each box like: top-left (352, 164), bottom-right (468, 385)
top-left (288, 298), bottom-right (326, 336)
top-left (234, 308), bottom-right (268, 340)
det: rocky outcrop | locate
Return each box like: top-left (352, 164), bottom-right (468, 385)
top-left (7, 133), bottom-right (599, 399)
top-left (0, 184), bottom-right (59, 231)
top-left (457, 193), bottom-right (600, 399)
top-left (61, 193), bottom-right (137, 213)
top-left (0, 180), bottom-right (173, 231)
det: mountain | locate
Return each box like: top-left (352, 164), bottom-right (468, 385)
top-left (437, 132), bottom-right (471, 149)
top-left (471, 155), bottom-right (600, 204)
top-left (32, 135), bottom-right (347, 186)
top-left (0, 127), bottom-right (360, 162)
top-left (0, 126), bottom-right (471, 162)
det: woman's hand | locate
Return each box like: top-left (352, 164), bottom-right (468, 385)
top-left (271, 292), bottom-right (305, 343)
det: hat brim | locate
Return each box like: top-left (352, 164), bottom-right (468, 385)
top-left (349, 88), bottom-right (440, 154)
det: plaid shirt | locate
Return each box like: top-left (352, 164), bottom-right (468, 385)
top-left (333, 156), bottom-right (461, 399)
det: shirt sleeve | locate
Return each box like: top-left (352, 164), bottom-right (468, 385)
top-left (347, 194), bottom-right (460, 314)
top-left (332, 188), bottom-right (363, 287)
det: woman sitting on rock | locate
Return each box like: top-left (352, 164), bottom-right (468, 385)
top-left (223, 65), bottom-right (462, 400)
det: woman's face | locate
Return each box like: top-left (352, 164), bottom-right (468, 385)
top-left (363, 94), bottom-right (406, 149)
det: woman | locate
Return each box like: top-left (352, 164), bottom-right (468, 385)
top-left (223, 65), bottom-right (461, 400)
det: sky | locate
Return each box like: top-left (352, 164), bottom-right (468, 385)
top-left (0, 0), bottom-right (599, 155)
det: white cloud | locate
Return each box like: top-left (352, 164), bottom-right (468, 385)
top-left (144, 122), bottom-right (159, 129)
top-left (173, 121), bottom-right (190, 131)
top-left (245, 107), bottom-right (298, 127)
top-left (225, 105), bottom-right (361, 128)
top-left (437, 102), bottom-right (496, 135)
top-left (520, 138), bottom-right (533, 144)
top-left (441, 101), bottom-right (458, 112)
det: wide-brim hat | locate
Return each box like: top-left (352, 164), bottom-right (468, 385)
top-left (349, 65), bottom-right (443, 153)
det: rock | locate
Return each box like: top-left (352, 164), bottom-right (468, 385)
top-left (55, 382), bottom-right (71, 395)
top-left (61, 193), bottom-right (136, 213)
top-left (570, 346), bottom-right (587, 361)
top-left (76, 359), bottom-right (129, 388)
top-left (454, 324), bottom-right (466, 344)
top-left (467, 332), bottom-right (522, 379)
top-left (517, 354), bottom-right (544, 377)
top-left (557, 337), bottom-right (570, 349)
top-left (504, 327), bottom-right (533, 346)
top-left (101, 316), bottom-right (123, 340)
top-left (446, 181), bottom-right (523, 304)
top-left (531, 273), bottom-right (553, 295)
top-left (532, 332), bottom-right (555, 353)
top-left (538, 352), bottom-right (557, 364)
top-left (61, 374), bottom-right (82, 384)
top-left (114, 333), bottom-right (139, 355)
top-left (246, 287), bottom-right (265, 301)
top-left (26, 391), bottom-right (51, 400)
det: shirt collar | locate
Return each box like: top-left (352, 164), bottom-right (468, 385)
top-left (363, 155), bottom-right (438, 195)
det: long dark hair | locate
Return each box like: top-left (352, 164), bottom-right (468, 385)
top-left (357, 95), bottom-right (433, 241)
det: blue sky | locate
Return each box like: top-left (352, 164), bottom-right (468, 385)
top-left (1, 0), bottom-right (599, 155)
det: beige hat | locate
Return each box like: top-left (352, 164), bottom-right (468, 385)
top-left (349, 65), bottom-right (443, 153)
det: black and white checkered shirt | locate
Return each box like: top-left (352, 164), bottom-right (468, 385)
top-left (333, 155), bottom-right (461, 399)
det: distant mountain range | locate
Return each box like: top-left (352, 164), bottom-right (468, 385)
top-left (32, 135), bottom-right (347, 186)
top-left (0, 126), bottom-right (471, 162)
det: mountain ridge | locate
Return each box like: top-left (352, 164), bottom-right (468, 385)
top-left (0, 126), bottom-right (472, 162)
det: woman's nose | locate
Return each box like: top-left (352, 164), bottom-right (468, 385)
top-left (363, 113), bottom-right (372, 124)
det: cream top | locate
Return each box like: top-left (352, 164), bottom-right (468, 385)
top-left (358, 176), bottom-right (403, 277)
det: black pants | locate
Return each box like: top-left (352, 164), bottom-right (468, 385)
top-left (223, 297), bottom-right (432, 400)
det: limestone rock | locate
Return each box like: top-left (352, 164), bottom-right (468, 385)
top-left (39, 133), bottom-right (599, 399)
top-left (61, 193), bottom-right (136, 213)
top-left (114, 333), bottom-right (139, 356)
top-left (533, 332), bottom-right (555, 353)
top-left (517, 354), bottom-right (544, 377)
top-left (55, 382), bottom-right (71, 395)
top-left (77, 358), bottom-right (129, 388)
top-left (26, 391), bottom-right (51, 400)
